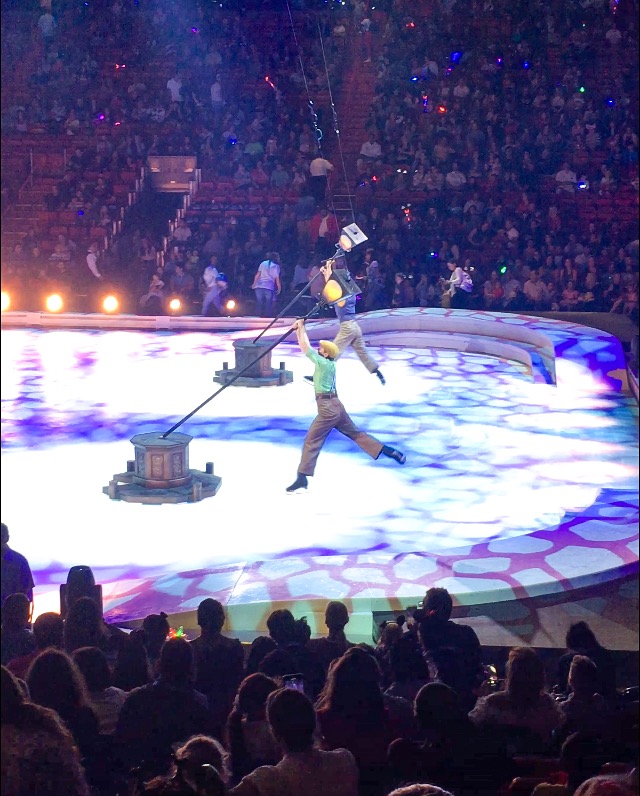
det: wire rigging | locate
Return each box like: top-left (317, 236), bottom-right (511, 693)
top-left (283, 0), bottom-right (347, 233)
top-left (284, 0), bottom-right (324, 149)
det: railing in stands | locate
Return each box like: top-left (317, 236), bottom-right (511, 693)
top-left (159, 167), bottom-right (202, 269)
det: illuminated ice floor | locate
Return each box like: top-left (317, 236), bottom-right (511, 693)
top-left (1, 326), bottom-right (638, 631)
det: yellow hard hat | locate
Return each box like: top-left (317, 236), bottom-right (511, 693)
top-left (319, 340), bottom-right (340, 359)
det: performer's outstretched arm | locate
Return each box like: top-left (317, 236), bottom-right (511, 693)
top-left (293, 319), bottom-right (311, 354)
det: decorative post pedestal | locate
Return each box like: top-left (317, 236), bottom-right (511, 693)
top-left (104, 432), bottom-right (221, 504)
top-left (213, 339), bottom-right (293, 388)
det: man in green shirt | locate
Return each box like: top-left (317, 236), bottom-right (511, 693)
top-left (286, 320), bottom-right (406, 494)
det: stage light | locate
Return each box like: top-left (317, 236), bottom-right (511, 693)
top-left (1, 291), bottom-right (10, 311)
top-left (338, 223), bottom-right (368, 253)
top-left (168, 298), bottom-right (181, 313)
top-left (225, 299), bottom-right (236, 311)
top-left (579, 86), bottom-right (586, 93)
top-left (45, 294), bottom-right (64, 313)
top-left (102, 295), bottom-right (119, 313)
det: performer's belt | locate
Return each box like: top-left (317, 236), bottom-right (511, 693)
top-left (316, 392), bottom-right (338, 399)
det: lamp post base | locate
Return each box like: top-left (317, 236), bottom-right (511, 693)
top-left (103, 432), bottom-right (221, 504)
top-left (213, 339), bottom-right (293, 388)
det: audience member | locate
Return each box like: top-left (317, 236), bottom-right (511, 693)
top-left (26, 647), bottom-right (100, 758)
top-left (64, 595), bottom-right (112, 655)
top-left (556, 655), bottom-right (615, 746)
top-left (316, 646), bottom-right (413, 795)
top-left (307, 600), bottom-right (353, 675)
top-left (116, 637), bottom-right (214, 776)
top-left (469, 647), bottom-right (562, 753)
top-left (243, 633), bottom-right (275, 672)
top-left (251, 252), bottom-right (281, 316)
top-left (1, 665), bottom-right (90, 796)
top-left (560, 731), bottom-right (628, 793)
top-left (556, 622), bottom-right (617, 699)
top-left (141, 611), bottom-right (170, 674)
top-left (143, 734), bottom-right (229, 795)
top-left (375, 621), bottom-right (405, 686)
top-left (309, 156), bottom-right (334, 203)
top-left (262, 609), bottom-right (324, 699)
top-left (226, 673), bottom-right (280, 784)
top-left (230, 687), bottom-right (358, 796)
top-left (1, 523), bottom-right (34, 606)
top-left (73, 645), bottom-right (127, 735)
top-left (416, 587), bottom-right (483, 710)
top-left (1, 593), bottom-right (36, 666)
top-left (112, 629), bottom-right (152, 691)
top-left (385, 634), bottom-right (430, 703)
top-left (573, 768), bottom-right (638, 796)
top-left (388, 681), bottom-right (512, 795)
top-left (191, 598), bottom-right (244, 739)
top-left (140, 272), bottom-right (166, 313)
top-left (6, 610), bottom-right (63, 680)
top-left (309, 207), bottom-right (339, 259)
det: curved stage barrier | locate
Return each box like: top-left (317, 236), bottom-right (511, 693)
top-left (1, 308), bottom-right (637, 646)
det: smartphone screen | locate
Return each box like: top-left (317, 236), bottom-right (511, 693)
top-left (282, 673), bottom-right (305, 692)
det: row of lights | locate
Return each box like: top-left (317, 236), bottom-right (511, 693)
top-left (1, 292), bottom-right (122, 314)
top-left (1, 292), bottom-right (238, 315)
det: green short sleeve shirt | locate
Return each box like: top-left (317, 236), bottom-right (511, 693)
top-left (306, 349), bottom-right (336, 394)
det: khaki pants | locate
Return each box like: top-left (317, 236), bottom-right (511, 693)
top-left (298, 396), bottom-right (383, 476)
top-left (333, 321), bottom-right (378, 373)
